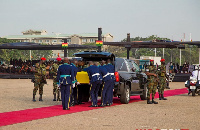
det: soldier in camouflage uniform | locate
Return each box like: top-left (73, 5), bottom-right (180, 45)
top-left (51, 57), bottom-right (62, 101)
top-left (157, 59), bottom-right (167, 100)
top-left (145, 59), bottom-right (158, 104)
top-left (32, 57), bottom-right (47, 102)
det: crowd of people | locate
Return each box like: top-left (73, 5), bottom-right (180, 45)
top-left (0, 59), bottom-right (41, 74)
top-left (167, 61), bottom-right (192, 73)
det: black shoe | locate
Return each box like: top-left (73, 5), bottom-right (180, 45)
top-left (159, 94), bottom-right (162, 100)
top-left (98, 104), bottom-right (105, 107)
top-left (106, 103), bottom-right (111, 106)
top-left (39, 94), bottom-right (43, 101)
top-left (33, 94), bottom-right (36, 102)
top-left (147, 100), bottom-right (152, 104)
top-left (152, 99), bottom-right (158, 104)
top-left (63, 108), bottom-right (66, 110)
top-left (78, 102), bottom-right (84, 104)
top-left (57, 98), bottom-right (61, 101)
top-left (166, 86), bottom-right (170, 89)
top-left (89, 105), bottom-right (97, 107)
top-left (53, 94), bottom-right (56, 101)
top-left (161, 94), bottom-right (167, 100)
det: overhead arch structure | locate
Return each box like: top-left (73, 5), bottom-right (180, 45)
top-left (0, 42), bottom-right (98, 57)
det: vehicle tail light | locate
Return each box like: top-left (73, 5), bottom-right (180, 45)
top-left (115, 72), bottom-right (119, 82)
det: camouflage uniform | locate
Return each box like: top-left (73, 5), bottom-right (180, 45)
top-left (52, 63), bottom-right (59, 94)
top-left (158, 64), bottom-right (166, 94)
top-left (157, 61), bottom-right (167, 100)
top-left (146, 65), bottom-right (157, 100)
top-left (33, 63), bottom-right (46, 96)
top-left (51, 63), bottom-right (61, 101)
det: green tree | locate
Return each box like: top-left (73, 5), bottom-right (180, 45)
top-left (0, 38), bottom-right (52, 63)
top-left (120, 35), bottom-right (198, 65)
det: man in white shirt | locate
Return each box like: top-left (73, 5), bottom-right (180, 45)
top-left (192, 65), bottom-right (200, 80)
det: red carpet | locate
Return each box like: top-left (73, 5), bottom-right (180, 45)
top-left (0, 88), bottom-right (187, 127)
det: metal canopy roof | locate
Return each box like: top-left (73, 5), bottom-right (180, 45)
top-left (103, 41), bottom-right (188, 48)
top-left (0, 42), bottom-right (97, 50)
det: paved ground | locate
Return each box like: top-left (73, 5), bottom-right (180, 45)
top-left (0, 79), bottom-right (200, 130)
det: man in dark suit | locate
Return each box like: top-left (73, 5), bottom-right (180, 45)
top-left (84, 61), bottom-right (102, 107)
top-left (99, 60), bottom-right (111, 107)
top-left (57, 57), bottom-right (75, 110)
top-left (105, 59), bottom-right (115, 106)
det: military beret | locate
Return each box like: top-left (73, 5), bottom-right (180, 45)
top-left (41, 57), bottom-right (46, 61)
top-left (56, 57), bottom-right (62, 61)
top-left (160, 59), bottom-right (165, 62)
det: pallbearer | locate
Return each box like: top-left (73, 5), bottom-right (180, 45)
top-left (57, 57), bottom-right (75, 110)
top-left (99, 60), bottom-right (111, 107)
top-left (70, 59), bottom-right (78, 106)
top-left (84, 61), bottom-right (102, 107)
top-left (105, 59), bottom-right (115, 106)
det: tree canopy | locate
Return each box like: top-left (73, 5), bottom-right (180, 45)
top-left (121, 35), bottom-right (199, 65)
top-left (0, 38), bottom-right (52, 63)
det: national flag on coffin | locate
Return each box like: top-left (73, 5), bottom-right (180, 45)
top-left (96, 40), bottom-right (103, 46)
top-left (62, 43), bottom-right (68, 48)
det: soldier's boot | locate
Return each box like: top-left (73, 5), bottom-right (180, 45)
top-left (39, 94), bottom-right (43, 101)
top-left (53, 94), bottom-right (56, 101)
top-left (147, 99), bottom-right (152, 104)
top-left (32, 94), bottom-right (36, 102)
top-left (152, 98), bottom-right (158, 104)
top-left (161, 94), bottom-right (167, 100)
top-left (159, 94), bottom-right (162, 100)
top-left (166, 86), bottom-right (170, 89)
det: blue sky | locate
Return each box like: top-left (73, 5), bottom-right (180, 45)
top-left (0, 0), bottom-right (199, 41)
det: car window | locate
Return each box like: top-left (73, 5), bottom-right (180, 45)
top-left (127, 60), bottom-right (134, 72)
top-left (132, 61), bottom-right (140, 72)
top-left (115, 58), bottom-right (128, 71)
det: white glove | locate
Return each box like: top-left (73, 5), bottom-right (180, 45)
top-left (77, 82), bottom-right (80, 85)
top-left (72, 83), bottom-right (75, 88)
top-left (57, 84), bottom-right (60, 88)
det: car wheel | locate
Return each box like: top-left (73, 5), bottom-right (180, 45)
top-left (120, 85), bottom-right (130, 104)
top-left (140, 83), bottom-right (147, 100)
top-left (192, 91), bottom-right (195, 96)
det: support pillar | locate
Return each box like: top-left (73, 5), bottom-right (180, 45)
top-left (163, 48), bottom-right (164, 59)
top-left (127, 33), bottom-right (131, 59)
top-left (127, 48), bottom-right (131, 59)
top-left (180, 49), bottom-right (181, 66)
top-left (63, 39), bottom-right (68, 57)
top-left (64, 48), bottom-right (68, 57)
top-left (98, 28), bottom-right (102, 52)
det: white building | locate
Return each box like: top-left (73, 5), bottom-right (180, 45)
top-left (2, 29), bottom-right (114, 58)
